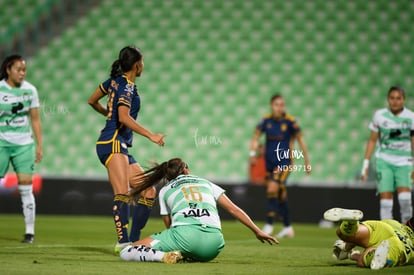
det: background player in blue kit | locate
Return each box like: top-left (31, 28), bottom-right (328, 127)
top-left (88, 46), bottom-right (165, 253)
top-left (250, 94), bottom-right (311, 238)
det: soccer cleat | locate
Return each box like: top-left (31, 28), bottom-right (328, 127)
top-left (262, 224), bottom-right (274, 235)
top-left (114, 242), bottom-right (131, 255)
top-left (21, 234), bottom-right (34, 243)
top-left (162, 251), bottom-right (183, 264)
top-left (370, 240), bottom-right (390, 270)
top-left (276, 226), bottom-right (294, 238)
top-left (323, 208), bottom-right (363, 222)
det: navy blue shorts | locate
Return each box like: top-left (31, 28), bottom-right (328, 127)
top-left (265, 161), bottom-right (291, 184)
top-left (96, 138), bottom-right (136, 166)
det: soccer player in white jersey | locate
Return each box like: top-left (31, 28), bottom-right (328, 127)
top-left (361, 86), bottom-right (414, 223)
top-left (0, 54), bottom-right (43, 243)
top-left (119, 158), bottom-right (278, 263)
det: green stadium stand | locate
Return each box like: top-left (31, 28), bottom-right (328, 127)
top-left (3, 0), bottom-right (413, 184)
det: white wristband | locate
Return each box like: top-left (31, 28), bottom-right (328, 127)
top-left (249, 150), bottom-right (256, 157)
top-left (361, 159), bottom-right (369, 175)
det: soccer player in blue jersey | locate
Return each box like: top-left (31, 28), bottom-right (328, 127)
top-left (0, 55), bottom-right (43, 244)
top-left (119, 158), bottom-right (278, 263)
top-left (88, 46), bottom-right (165, 253)
top-left (250, 94), bottom-right (311, 238)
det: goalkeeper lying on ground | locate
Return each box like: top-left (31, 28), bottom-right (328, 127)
top-left (324, 208), bottom-right (414, 270)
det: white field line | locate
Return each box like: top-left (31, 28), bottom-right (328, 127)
top-left (1, 244), bottom-right (110, 249)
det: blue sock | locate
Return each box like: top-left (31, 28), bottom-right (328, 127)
top-left (278, 200), bottom-right (291, 227)
top-left (129, 197), bottom-right (154, 242)
top-left (113, 194), bottom-right (130, 243)
top-left (266, 197), bottom-right (279, 225)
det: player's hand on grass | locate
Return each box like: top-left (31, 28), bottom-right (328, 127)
top-left (150, 133), bottom-right (166, 146)
top-left (256, 230), bottom-right (279, 245)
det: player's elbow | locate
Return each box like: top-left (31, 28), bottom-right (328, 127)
top-left (87, 98), bottom-right (96, 108)
top-left (118, 113), bottom-right (131, 125)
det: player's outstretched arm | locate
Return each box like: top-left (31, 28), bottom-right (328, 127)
top-left (118, 105), bottom-right (165, 146)
top-left (217, 194), bottom-right (279, 245)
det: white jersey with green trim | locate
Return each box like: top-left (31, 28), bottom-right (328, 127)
top-left (0, 79), bottom-right (39, 146)
top-left (369, 107), bottom-right (414, 166)
top-left (158, 174), bottom-right (225, 229)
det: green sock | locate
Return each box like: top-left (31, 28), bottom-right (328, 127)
top-left (340, 221), bottom-right (358, 236)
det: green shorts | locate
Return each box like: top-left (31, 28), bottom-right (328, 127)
top-left (375, 158), bottom-right (412, 193)
top-left (150, 225), bottom-right (225, 262)
top-left (0, 144), bottom-right (35, 177)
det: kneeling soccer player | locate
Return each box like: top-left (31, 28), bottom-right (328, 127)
top-left (120, 158), bottom-right (278, 263)
top-left (324, 207), bottom-right (414, 269)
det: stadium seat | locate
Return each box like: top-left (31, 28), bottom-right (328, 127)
top-left (4, 0), bottom-right (411, 183)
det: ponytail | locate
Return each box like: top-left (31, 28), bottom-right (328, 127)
top-left (110, 59), bottom-right (122, 78)
top-left (129, 158), bottom-right (188, 198)
top-left (109, 46), bottom-right (143, 78)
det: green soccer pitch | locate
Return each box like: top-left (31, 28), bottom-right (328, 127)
top-left (0, 214), bottom-right (412, 274)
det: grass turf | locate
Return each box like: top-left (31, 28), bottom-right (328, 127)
top-left (0, 214), bottom-right (412, 274)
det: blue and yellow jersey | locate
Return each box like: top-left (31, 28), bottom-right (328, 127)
top-left (256, 113), bottom-right (301, 168)
top-left (97, 74), bottom-right (140, 147)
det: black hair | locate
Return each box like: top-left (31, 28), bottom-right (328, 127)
top-left (388, 86), bottom-right (406, 98)
top-left (0, 54), bottom-right (24, 80)
top-left (110, 46), bottom-right (143, 78)
top-left (129, 158), bottom-right (188, 198)
top-left (270, 93), bottom-right (283, 103)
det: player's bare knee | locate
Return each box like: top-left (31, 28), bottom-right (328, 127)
top-left (141, 186), bottom-right (157, 199)
top-left (267, 183), bottom-right (279, 194)
top-left (16, 174), bottom-right (32, 185)
top-left (336, 228), bottom-right (348, 240)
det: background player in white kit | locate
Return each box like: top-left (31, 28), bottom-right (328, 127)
top-left (0, 54), bottom-right (43, 243)
top-left (120, 158), bottom-right (278, 263)
top-left (361, 86), bottom-right (414, 223)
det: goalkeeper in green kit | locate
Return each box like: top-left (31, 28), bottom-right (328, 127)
top-left (324, 207), bottom-right (414, 270)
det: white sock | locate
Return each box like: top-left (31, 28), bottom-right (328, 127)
top-left (120, 245), bottom-right (165, 262)
top-left (380, 199), bottom-right (393, 220)
top-left (18, 185), bottom-right (36, 235)
top-left (398, 192), bottom-right (412, 223)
